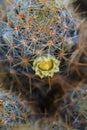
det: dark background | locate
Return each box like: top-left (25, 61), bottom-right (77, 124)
top-left (74, 0), bottom-right (87, 16)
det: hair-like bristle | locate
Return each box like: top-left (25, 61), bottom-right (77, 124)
top-left (73, 0), bottom-right (87, 17)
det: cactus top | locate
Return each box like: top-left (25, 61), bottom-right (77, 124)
top-left (0, 0), bottom-right (80, 78)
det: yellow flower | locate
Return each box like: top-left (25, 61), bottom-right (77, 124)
top-left (33, 55), bottom-right (60, 78)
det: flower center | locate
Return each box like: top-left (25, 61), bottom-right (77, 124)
top-left (38, 60), bottom-right (53, 71)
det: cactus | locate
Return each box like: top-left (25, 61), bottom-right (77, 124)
top-left (0, 87), bottom-right (32, 129)
top-left (1, 1), bottom-right (86, 81)
top-left (0, 0), bottom-right (80, 82)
